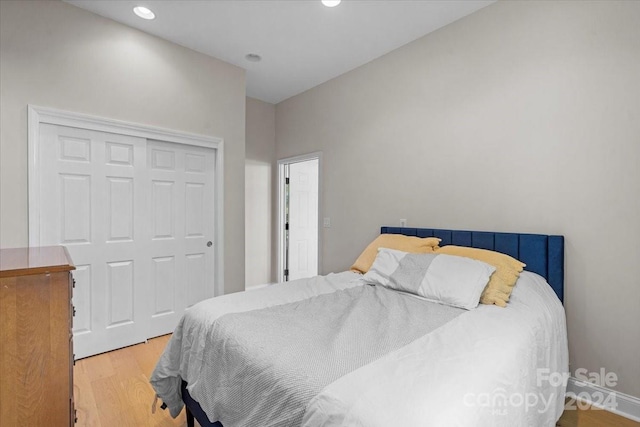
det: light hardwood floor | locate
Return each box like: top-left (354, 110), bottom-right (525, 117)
top-left (74, 335), bottom-right (639, 427)
top-left (74, 334), bottom-right (191, 427)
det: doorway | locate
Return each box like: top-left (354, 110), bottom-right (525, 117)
top-left (278, 153), bottom-right (321, 283)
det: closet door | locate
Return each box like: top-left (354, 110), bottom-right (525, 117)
top-left (36, 124), bottom-right (218, 358)
top-left (147, 140), bottom-right (216, 338)
top-left (38, 124), bottom-right (149, 358)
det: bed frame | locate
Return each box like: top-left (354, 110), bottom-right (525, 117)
top-left (181, 226), bottom-right (565, 427)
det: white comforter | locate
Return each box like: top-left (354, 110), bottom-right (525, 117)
top-left (151, 270), bottom-right (568, 427)
top-left (303, 271), bottom-right (568, 427)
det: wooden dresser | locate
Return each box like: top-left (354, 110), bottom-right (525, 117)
top-left (0, 246), bottom-right (76, 426)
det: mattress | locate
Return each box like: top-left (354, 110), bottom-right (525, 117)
top-left (150, 270), bottom-right (568, 427)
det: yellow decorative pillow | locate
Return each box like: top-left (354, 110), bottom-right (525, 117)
top-left (351, 234), bottom-right (441, 274)
top-left (435, 246), bottom-right (526, 307)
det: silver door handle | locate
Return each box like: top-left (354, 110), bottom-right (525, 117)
top-left (207, 241), bottom-right (213, 247)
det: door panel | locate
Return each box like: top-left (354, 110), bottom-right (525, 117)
top-left (151, 256), bottom-right (176, 317)
top-left (147, 140), bottom-right (216, 338)
top-left (288, 159), bottom-right (319, 281)
top-left (60, 174), bottom-right (91, 243)
top-left (71, 264), bottom-right (91, 334)
top-left (106, 177), bottom-right (134, 241)
top-left (106, 260), bottom-right (134, 326)
top-left (186, 253), bottom-right (207, 307)
top-left (39, 124), bottom-right (148, 358)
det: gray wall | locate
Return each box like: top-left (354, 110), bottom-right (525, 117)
top-left (276, 1), bottom-right (640, 397)
top-left (0, 0), bottom-right (247, 294)
top-left (245, 97), bottom-right (276, 286)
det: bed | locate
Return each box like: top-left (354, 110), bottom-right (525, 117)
top-left (151, 226), bottom-right (568, 427)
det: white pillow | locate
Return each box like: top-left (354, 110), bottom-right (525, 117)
top-left (362, 248), bottom-right (496, 310)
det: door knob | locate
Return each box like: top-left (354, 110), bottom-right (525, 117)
top-left (207, 241), bottom-right (213, 247)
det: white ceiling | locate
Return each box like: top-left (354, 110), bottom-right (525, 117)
top-left (65, 0), bottom-right (494, 104)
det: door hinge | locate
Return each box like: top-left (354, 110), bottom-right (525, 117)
top-left (285, 222), bottom-right (289, 231)
top-left (285, 177), bottom-right (290, 185)
top-left (284, 269), bottom-right (289, 278)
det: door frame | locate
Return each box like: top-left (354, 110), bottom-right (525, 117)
top-left (276, 152), bottom-right (322, 283)
top-left (27, 105), bottom-right (225, 297)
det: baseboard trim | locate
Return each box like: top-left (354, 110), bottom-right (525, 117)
top-left (567, 377), bottom-right (640, 422)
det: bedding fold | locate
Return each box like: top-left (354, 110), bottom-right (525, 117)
top-left (150, 271), bottom-right (364, 418)
top-left (194, 285), bottom-right (464, 426)
top-left (150, 271), bottom-right (464, 426)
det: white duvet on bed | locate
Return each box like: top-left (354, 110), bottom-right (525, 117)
top-left (302, 271), bottom-right (569, 427)
top-left (151, 270), bottom-right (568, 427)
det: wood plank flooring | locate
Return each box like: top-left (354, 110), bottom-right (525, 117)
top-left (74, 335), bottom-right (639, 427)
top-left (74, 334), bottom-right (193, 427)
top-left (557, 401), bottom-right (640, 427)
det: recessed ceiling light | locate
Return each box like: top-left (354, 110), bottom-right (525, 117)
top-left (245, 53), bottom-right (262, 62)
top-left (321, 0), bottom-right (341, 7)
top-left (133, 6), bottom-right (155, 20)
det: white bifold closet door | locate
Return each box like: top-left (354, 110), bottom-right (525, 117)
top-left (37, 124), bottom-right (216, 359)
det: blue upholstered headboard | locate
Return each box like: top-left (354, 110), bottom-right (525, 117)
top-left (381, 227), bottom-right (565, 303)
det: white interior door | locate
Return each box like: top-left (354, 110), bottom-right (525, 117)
top-left (147, 140), bottom-right (216, 338)
top-left (36, 124), bottom-right (216, 358)
top-left (38, 124), bottom-right (149, 358)
top-left (287, 159), bottom-right (319, 281)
